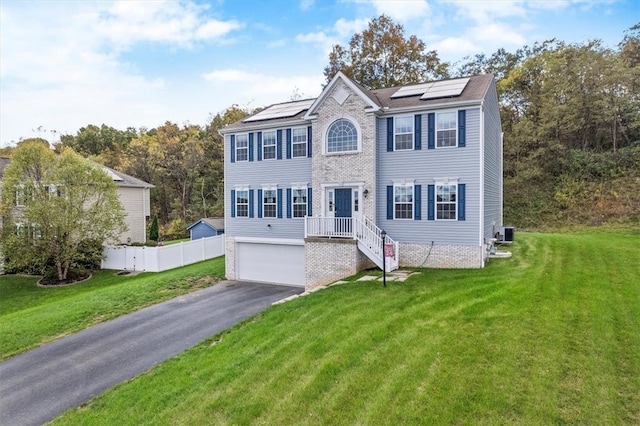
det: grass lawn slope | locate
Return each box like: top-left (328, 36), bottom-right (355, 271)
top-left (53, 231), bottom-right (640, 425)
top-left (0, 257), bottom-right (225, 360)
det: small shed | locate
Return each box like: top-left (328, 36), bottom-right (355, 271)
top-left (187, 217), bottom-right (225, 240)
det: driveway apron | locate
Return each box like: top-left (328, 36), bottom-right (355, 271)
top-left (0, 281), bottom-right (303, 426)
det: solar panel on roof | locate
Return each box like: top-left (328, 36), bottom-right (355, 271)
top-left (244, 99), bottom-right (314, 122)
top-left (390, 82), bottom-right (433, 98)
top-left (420, 78), bottom-right (469, 100)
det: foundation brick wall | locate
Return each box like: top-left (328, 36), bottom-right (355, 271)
top-left (305, 238), bottom-right (362, 290)
top-left (399, 242), bottom-right (484, 269)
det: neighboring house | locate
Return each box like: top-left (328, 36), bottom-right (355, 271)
top-left (101, 165), bottom-right (154, 244)
top-left (187, 217), bottom-right (225, 240)
top-left (0, 157), bottom-right (153, 245)
top-left (220, 72), bottom-right (503, 290)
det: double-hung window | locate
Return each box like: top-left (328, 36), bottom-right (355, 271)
top-left (292, 127), bottom-right (307, 158)
top-left (394, 185), bottom-right (414, 219)
top-left (235, 189), bottom-right (249, 217)
top-left (292, 188), bottom-right (307, 218)
top-left (263, 131), bottom-right (276, 160)
top-left (436, 183), bottom-right (456, 220)
top-left (437, 112), bottom-right (457, 147)
top-left (236, 134), bottom-right (248, 161)
top-left (262, 188), bottom-right (277, 218)
top-left (394, 116), bottom-right (414, 150)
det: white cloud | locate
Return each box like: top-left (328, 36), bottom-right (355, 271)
top-left (0, 0), bottom-right (243, 145)
top-left (300, 0), bottom-right (315, 10)
top-left (296, 17), bottom-right (369, 55)
top-left (202, 68), bottom-right (324, 107)
top-left (364, 0), bottom-right (430, 21)
top-left (431, 37), bottom-right (479, 61)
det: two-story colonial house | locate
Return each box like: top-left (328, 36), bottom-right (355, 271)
top-left (221, 72), bottom-right (503, 290)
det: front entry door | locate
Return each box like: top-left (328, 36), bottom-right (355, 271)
top-left (334, 188), bottom-right (352, 234)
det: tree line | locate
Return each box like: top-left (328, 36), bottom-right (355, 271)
top-left (3, 17), bottom-right (638, 235)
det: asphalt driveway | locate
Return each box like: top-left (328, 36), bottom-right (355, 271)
top-left (0, 280), bottom-right (303, 426)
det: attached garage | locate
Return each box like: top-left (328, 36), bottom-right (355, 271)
top-left (236, 239), bottom-right (305, 287)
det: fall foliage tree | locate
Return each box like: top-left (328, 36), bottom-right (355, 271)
top-left (323, 15), bottom-right (449, 88)
top-left (1, 142), bottom-right (126, 281)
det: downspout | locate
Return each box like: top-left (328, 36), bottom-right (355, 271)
top-left (479, 101), bottom-right (485, 267)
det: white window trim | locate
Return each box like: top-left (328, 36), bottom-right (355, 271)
top-left (261, 184), bottom-right (278, 218)
top-left (291, 184), bottom-right (308, 219)
top-left (262, 130), bottom-right (277, 160)
top-left (434, 179), bottom-right (458, 221)
top-left (436, 110), bottom-right (458, 149)
top-left (393, 181), bottom-right (415, 220)
top-left (291, 127), bottom-right (308, 158)
top-left (235, 134), bottom-right (249, 162)
top-left (394, 115), bottom-right (414, 151)
top-left (323, 115), bottom-right (362, 155)
top-left (234, 185), bottom-right (250, 218)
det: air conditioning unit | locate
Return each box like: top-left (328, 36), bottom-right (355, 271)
top-left (498, 226), bottom-right (515, 244)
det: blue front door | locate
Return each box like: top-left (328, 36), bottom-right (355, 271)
top-left (334, 188), bottom-right (352, 234)
top-left (335, 188), bottom-right (352, 218)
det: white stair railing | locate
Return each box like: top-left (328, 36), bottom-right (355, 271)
top-left (304, 215), bottom-right (398, 271)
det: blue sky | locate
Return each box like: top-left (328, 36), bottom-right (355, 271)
top-left (0, 0), bottom-right (636, 147)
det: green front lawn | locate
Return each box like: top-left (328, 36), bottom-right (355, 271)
top-left (53, 231), bottom-right (640, 425)
top-left (0, 257), bottom-right (225, 360)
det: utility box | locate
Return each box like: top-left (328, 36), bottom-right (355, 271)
top-left (498, 226), bottom-right (515, 244)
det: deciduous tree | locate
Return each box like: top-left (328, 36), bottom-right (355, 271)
top-left (323, 15), bottom-right (449, 88)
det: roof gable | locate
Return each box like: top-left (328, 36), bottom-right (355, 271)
top-left (304, 71), bottom-right (381, 119)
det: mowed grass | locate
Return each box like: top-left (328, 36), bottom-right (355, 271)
top-left (0, 257), bottom-right (225, 360)
top-left (53, 231), bottom-right (640, 425)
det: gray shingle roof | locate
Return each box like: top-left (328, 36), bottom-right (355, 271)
top-left (187, 217), bottom-right (225, 231)
top-left (0, 156), bottom-right (153, 189)
top-left (221, 73), bottom-right (494, 133)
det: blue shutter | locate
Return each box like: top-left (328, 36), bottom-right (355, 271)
top-left (257, 132), bottom-right (262, 161)
top-left (387, 186), bottom-right (394, 220)
top-left (248, 133), bottom-right (254, 162)
top-left (248, 189), bottom-right (254, 218)
top-left (277, 189), bottom-right (283, 218)
top-left (414, 184), bottom-right (422, 220)
top-left (427, 185), bottom-right (435, 220)
top-left (286, 188), bottom-right (292, 218)
top-left (257, 189), bottom-right (263, 218)
top-left (458, 184), bottom-right (466, 221)
top-left (307, 126), bottom-right (313, 158)
top-left (286, 128), bottom-right (292, 159)
top-left (276, 130), bottom-right (283, 160)
top-left (458, 110), bottom-right (466, 148)
top-left (414, 114), bottom-right (422, 150)
top-left (387, 117), bottom-right (394, 152)
top-left (427, 113), bottom-right (435, 149)
top-left (231, 189), bottom-right (236, 217)
top-left (230, 135), bottom-right (235, 163)
top-left (307, 187), bottom-right (312, 217)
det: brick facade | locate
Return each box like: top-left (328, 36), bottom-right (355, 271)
top-left (398, 242), bottom-right (485, 269)
top-left (311, 81), bottom-right (377, 221)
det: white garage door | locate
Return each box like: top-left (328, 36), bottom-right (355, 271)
top-left (236, 241), bottom-right (305, 287)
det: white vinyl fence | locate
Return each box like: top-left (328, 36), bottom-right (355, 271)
top-left (101, 235), bottom-right (225, 272)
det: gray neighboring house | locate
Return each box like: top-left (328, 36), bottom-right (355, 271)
top-left (0, 157), bottom-right (153, 245)
top-left (220, 72), bottom-right (503, 290)
top-left (187, 217), bottom-right (225, 240)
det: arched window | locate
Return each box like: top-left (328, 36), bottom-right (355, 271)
top-left (327, 119), bottom-right (358, 153)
